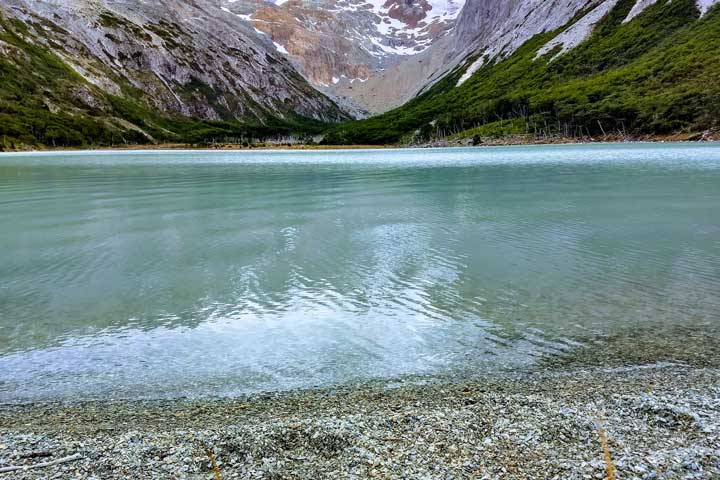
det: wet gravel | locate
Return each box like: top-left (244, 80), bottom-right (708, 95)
top-left (1, 364), bottom-right (719, 479)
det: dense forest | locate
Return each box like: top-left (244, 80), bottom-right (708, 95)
top-left (323, 0), bottom-right (720, 145)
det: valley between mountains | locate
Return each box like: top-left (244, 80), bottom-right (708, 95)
top-left (0, 0), bottom-right (718, 149)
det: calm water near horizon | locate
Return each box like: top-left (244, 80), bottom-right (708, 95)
top-left (1, 143), bottom-right (719, 402)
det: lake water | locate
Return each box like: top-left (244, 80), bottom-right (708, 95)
top-left (1, 143), bottom-right (719, 402)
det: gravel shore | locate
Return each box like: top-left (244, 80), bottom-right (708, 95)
top-left (2, 363), bottom-right (719, 479)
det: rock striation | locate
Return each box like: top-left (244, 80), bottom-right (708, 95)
top-left (1, 0), bottom-right (347, 123)
top-left (221, 0), bottom-right (464, 116)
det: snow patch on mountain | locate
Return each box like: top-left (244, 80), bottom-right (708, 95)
top-left (623, 0), bottom-right (658, 22)
top-left (368, 36), bottom-right (423, 56)
top-left (363, 0), bottom-right (464, 55)
top-left (625, 0), bottom-right (718, 21)
top-left (455, 56), bottom-right (482, 86)
top-left (273, 41), bottom-right (289, 54)
top-left (696, 0), bottom-right (720, 15)
top-left (221, 6), bottom-right (252, 21)
top-left (365, 0), bottom-right (464, 30)
top-left (536, 0), bottom-right (619, 60)
top-left (454, 0), bottom-right (600, 86)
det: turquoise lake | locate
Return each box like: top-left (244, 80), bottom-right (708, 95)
top-left (1, 143), bottom-right (719, 401)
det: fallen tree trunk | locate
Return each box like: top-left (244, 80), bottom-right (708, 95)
top-left (0, 453), bottom-right (82, 474)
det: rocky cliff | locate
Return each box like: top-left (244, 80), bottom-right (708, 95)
top-left (3, 0), bottom-right (719, 148)
top-left (340, 0), bottom-right (720, 113)
top-left (0, 0), bottom-right (347, 128)
top-left (220, 0), bottom-right (464, 116)
top-left (323, 0), bottom-right (720, 144)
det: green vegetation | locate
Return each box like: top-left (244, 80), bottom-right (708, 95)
top-left (0, 14), bottom-right (331, 150)
top-left (323, 0), bottom-right (720, 145)
top-left (3, 0), bottom-right (718, 150)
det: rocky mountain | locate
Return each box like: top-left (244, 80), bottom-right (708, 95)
top-left (220, 0), bottom-right (464, 116)
top-left (324, 0), bottom-right (720, 114)
top-left (344, 0), bottom-right (659, 113)
top-left (222, 0), bottom-right (607, 115)
top-left (2, 0), bottom-right (719, 149)
top-left (0, 0), bottom-right (348, 148)
top-left (324, 0), bottom-right (720, 143)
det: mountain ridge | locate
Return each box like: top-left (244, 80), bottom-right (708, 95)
top-left (323, 0), bottom-right (720, 144)
top-left (1, 0), bottom-right (718, 149)
top-left (0, 0), bottom-right (348, 149)
top-left (219, 0), bottom-right (464, 116)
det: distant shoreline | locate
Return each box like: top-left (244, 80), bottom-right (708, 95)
top-left (0, 143), bottom-right (397, 154)
top-left (2, 131), bottom-right (717, 154)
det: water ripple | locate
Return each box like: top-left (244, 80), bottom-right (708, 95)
top-left (1, 143), bottom-right (719, 401)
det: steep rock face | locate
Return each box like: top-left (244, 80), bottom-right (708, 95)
top-left (355, 0), bottom-right (719, 111)
top-left (221, 0), bottom-right (464, 115)
top-left (452, 0), bottom-right (596, 63)
top-left (447, 0), bottom-right (719, 84)
top-left (385, 0), bottom-right (433, 26)
top-left (1, 0), bottom-right (347, 123)
top-left (426, 0), bottom-right (605, 86)
top-left (327, 0), bottom-right (600, 113)
top-left (535, 0), bottom-right (619, 61)
top-left (323, 0), bottom-right (720, 145)
top-left (6, 0), bottom-right (718, 124)
top-left (240, 2), bottom-right (376, 87)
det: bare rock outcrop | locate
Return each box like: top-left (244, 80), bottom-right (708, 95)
top-left (1, 0), bottom-right (348, 123)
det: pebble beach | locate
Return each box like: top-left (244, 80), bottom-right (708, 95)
top-left (2, 362), bottom-right (719, 479)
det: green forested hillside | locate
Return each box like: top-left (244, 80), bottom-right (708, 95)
top-left (3, 0), bottom-right (718, 150)
top-left (323, 0), bottom-right (720, 145)
top-left (0, 15), bottom-right (332, 150)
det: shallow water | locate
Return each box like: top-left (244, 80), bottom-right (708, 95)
top-left (1, 143), bottom-right (719, 401)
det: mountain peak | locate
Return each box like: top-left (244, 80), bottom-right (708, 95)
top-left (221, 0), bottom-right (463, 114)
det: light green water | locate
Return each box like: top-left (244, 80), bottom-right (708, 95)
top-left (1, 143), bottom-right (719, 401)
